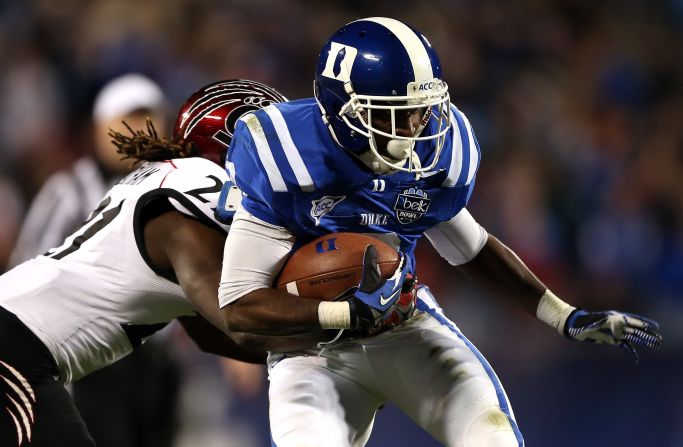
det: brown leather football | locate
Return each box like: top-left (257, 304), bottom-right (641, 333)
top-left (275, 233), bottom-right (400, 301)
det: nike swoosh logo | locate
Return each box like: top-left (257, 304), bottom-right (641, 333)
top-left (418, 169), bottom-right (444, 179)
top-left (421, 171), bottom-right (441, 177)
top-left (379, 288), bottom-right (401, 306)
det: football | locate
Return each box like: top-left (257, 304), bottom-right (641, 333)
top-left (275, 232), bottom-right (400, 301)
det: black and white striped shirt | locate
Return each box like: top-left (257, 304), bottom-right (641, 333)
top-left (8, 157), bottom-right (112, 267)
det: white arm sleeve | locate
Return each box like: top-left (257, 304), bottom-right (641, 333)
top-left (218, 205), bottom-right (295, 308)
top-left (424, 208), bottom-right (489, 266)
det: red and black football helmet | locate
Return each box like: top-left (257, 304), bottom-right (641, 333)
top-left (173, 79), bottom-right (287, 165)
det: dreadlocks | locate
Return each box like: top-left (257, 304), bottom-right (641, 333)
top-left (110, 118), bottom-right (198, 164)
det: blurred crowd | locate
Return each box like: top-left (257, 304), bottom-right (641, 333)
top-left (1, 0), bottom-right (681, 445)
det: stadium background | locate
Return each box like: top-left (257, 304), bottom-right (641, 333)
top-left (0, 0), bottom-right (681, 445)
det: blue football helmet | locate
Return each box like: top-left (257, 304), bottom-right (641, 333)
top-left (314, 17), bottom-right (450, 173)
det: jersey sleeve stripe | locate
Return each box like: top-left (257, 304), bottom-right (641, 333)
top-left (452, 108), bottom-right (472, 186)
top-left (265, 106), bottom-right (315, 192)
top-left (460, 112), bottom-right (480, 185)
top-left (443, 107), bottom-right (472, 187)
top-left (442, 107), bottom-right (464, 187)
top-left (257, 110), bottom-right (306, 193)
top-left (225, 160), bottom-right (236, 183)
top-left (240, 113), bottom-right (288, 192)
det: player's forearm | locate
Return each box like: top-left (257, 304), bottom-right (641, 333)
top-left (456, 234), bottom-right (546, 315)
top-left (219, 209), bottom-right (327, 335)
top-left (221, 287), bottom-right (323, 335)
top-left (166, 226), bottom-right (232, 331)
top-left (178, 315), bottom-right (267, 363)
top-left (180, 275), bottom-right (231, 330)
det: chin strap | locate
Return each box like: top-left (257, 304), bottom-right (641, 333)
top-left (386, 139), bottom-right (411, 160)
top-left (355, 138), bottom-right (423, 177)
top-left (315, 94), bottom-right (346, 150)
top-left (355, 150), bottom-right (402, 174)
top-left (409, 150), bottom-right (422, 179)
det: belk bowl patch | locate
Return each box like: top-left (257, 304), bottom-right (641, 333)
top-left (394, 188), bottom-right (430, 224)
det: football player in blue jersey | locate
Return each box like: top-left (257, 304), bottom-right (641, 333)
top-left (217, 18), bottom-right (663, 447)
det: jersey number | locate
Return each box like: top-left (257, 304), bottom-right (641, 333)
top-left (184, 175), bottom-right (223, 204)
top-left (48, 196), bottom-right (125, 260)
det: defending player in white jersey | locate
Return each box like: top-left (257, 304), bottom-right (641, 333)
top-left (217, 18), bottom-right (663, 447)
top-left (0, 80), bottom-right (318, 447)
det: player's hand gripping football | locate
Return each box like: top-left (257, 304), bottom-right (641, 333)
top-left (564, 309), bottom-right (662, 362)
top-left (341, 244), bottom-right (413, 335)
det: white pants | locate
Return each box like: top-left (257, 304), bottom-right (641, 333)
top-left (268, 287), bottom-right (523, 447)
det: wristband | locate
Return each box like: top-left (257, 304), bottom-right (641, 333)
top-left (536, 290), bottom-right (576, 334)
top-left (318, 301), bottom-right (352, 329)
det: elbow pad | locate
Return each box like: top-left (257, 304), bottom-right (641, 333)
top-left (425, 209), bottom-right (488, 266)
top-left (218, 207), bottom-right (295, 308)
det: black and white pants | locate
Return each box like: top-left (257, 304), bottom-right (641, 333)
top-left (0, 306), bottom-right (95, 447)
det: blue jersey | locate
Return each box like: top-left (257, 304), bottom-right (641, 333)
top-left (224, 98), bottom-right (480, 263)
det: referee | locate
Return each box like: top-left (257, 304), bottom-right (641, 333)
top-left (8, 73), bottom-right (180, 447)
top-left (9, 74), bottom-right (167, 266)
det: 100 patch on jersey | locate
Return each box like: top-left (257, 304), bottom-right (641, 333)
top-left (393, 188), bottom-right (431, 224)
